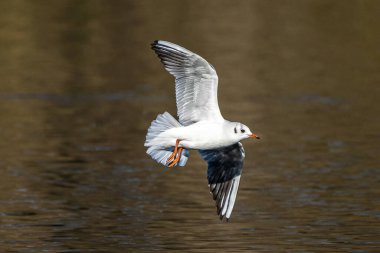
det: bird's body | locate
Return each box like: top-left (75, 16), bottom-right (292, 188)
top-left (145, 40), bottom-right (259, 221)
top-left (149, 120), bottom-right (240, 150)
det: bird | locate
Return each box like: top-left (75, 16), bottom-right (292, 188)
top-left (145, 40), bottom-right (260, 221)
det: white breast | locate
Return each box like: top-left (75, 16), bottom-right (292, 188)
top-left (173, 120), bottom-right (235, 150)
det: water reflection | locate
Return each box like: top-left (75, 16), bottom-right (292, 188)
top-left (0, 0), bottom-right (379, 252)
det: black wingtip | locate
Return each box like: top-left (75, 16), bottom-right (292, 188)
top-left (219, 215), bottom-right (229, 222)
top-left (151, 40), bottom-right (160, 49)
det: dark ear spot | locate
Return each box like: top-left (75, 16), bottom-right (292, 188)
top-left (234, 127), bottom-right (237, 134)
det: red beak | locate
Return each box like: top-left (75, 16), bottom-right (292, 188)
top-left (249, 134), bottom-right (260, 139)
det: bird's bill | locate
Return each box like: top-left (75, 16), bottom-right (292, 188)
top-left (249, 134), bottom-right (260, 139)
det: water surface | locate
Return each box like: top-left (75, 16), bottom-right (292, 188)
top-left (0, 1), bottom-right (379, 252)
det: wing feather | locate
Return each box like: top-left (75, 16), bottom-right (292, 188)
top-left (199, 142), bottom-right (245, 221)
top-left (151, 40), bottom-right (223, 125)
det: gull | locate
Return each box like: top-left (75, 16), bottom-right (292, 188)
top-left (145, 40), bottom-right (260, 221)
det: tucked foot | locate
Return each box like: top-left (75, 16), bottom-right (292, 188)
top-left (168, 147), bottom-right (183, 167)
top-left (167, 139), bottom-right (180, 163)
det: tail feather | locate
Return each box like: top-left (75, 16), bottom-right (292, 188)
top-left (145, 112), bottom-right (189, 167)
top-left (147, 146), bottom-right (189, 167)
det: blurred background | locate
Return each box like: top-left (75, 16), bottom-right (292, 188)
top-left (0, 0), bottom-right (379, 252)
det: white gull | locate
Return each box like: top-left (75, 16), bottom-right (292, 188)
top-left (145, 40), bottom-right (260, 221)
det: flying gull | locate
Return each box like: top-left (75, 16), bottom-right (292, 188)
top-left (145, 40), bottom-right (260, 221)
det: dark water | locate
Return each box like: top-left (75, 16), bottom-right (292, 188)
top-left (0, 1), bottom-right (379, 252)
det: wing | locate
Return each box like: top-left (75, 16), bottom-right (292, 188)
top-left (151, 40), bottom-right (224, 126)
top-left (198, 142), bottom-right (245, 221)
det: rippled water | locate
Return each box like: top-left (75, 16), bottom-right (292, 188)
top-left (0, 1), bottom-right (379, 252)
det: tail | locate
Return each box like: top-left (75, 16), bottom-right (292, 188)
top-left (144, 112), bottom-right (189, 167)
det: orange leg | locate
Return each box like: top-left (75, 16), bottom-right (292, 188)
top-left (167, 139), bottom-right (180, 163)
top-left (168, 147), bottom-right (183, 167)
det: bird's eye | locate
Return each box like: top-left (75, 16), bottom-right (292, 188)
top-left (241, 129), bottom-right (245, 133)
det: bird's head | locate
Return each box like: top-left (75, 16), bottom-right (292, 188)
top-left (231, 122), bottom-right (260, 142)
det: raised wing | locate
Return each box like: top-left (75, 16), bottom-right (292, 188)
top-left (199, 142), bottom-right (245, 221)
top-left (151, 40), bottom-right (224, 126)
